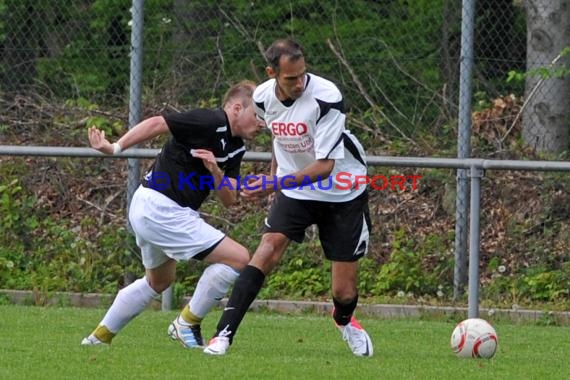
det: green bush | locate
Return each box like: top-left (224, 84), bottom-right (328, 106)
top-left (374, 229), bottom-right (454, 297)
top-left (0, 175), bottom-right (142, 293)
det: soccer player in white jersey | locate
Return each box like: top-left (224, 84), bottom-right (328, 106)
top-left (204, 39), bottom-right (373, 357)
top-left (81, 80), bottom-right (264, 348)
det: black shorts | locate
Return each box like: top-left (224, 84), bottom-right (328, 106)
top-left (263, 191), bottom-right (372, 262)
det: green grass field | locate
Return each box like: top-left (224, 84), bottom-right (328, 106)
top-left (1, 305), bottom-right (569, 380)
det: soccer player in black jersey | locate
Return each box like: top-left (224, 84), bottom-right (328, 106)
top-left (81, 80), bottom-right (264, 348)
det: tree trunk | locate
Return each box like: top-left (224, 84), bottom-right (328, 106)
top-left (523, 0), bottom-right (570, 153)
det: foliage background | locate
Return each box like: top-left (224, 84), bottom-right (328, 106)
top-left (0, 1), bottom-right (568, 310)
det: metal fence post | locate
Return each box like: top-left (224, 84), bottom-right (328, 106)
top-left (128, 0), bottom-right (143, 218)
top-left (129, 0), bottom-right (174, 309)
top-left (454, 0), bottom-right (476, 300)
top-left (468, 165), bottom-right (484, 318)
top-left (128, 0), bottom-right (173, 311)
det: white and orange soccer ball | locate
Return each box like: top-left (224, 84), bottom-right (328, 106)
top-left (450, 318), bottom-right (498, 358)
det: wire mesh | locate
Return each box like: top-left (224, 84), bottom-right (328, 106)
top-left (0, 0), bottom-right (568, 302)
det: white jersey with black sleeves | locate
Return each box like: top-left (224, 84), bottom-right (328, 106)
top-left (253, 73), bottom-right (367, 202)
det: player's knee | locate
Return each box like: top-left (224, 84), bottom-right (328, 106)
top-left (217, 247), bottom-right (250, 272)
top-left (252, 236), bottom-right (286, 271)
top-left (234, 246), bottom-right (250, 270)
top-left (150, 281), bottom-right (171, 294)
top-left (145, 275), bottom-right (174, 293)
top-left (331, 287), bottom-right (357, 304)
top-left (261, 233), bottom-right (288, 252)
top-left (258, 241), bottom-right (277, 263)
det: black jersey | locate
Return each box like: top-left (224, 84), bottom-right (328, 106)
top-left (141, 108), bottom-right (245, 210)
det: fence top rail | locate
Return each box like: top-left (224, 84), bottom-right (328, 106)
top-left (1, 145), bottom-right (570, 172)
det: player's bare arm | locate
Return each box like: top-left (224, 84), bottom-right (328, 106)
top-left (241, 158), bottom-right (335, 199)
top-left (88, 116), bottom-right (170, 155)
top-left (266, 151), bottom-right (278, 204)
top-left (280, 158), bottom-right (335, 189)
top-left (269, 138), bottom-right (278, 177)
top-left (191, 148), bottom-right (238, 207)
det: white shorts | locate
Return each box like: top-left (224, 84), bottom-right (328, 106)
top-left (128, 186), bottom-right (225, 269)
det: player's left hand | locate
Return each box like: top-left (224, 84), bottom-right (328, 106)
top-left (191, 149), bottom-right (220, 174)
top-left (241, 175), bottom-right (275, 199)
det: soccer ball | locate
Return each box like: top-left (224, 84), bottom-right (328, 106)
top-left (450, 318), bottom-right (498, 358)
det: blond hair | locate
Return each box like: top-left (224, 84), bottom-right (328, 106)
top-left (222, 80), bottom-right (256, 108)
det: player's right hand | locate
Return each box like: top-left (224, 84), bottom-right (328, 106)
top-left (88, 127), bottom-right (114, 155)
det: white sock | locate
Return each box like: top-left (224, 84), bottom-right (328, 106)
top-left (99, 277), bottom-right (159, 333)
top-left (188, 263), bottom-right (239, 318)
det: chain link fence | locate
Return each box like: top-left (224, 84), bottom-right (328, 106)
top-left (3, 2), bottom-right (568, 150)
top-left (1, 1), bottom-right (569, 301)
top-left (2, 1), bottom-right (568, 148)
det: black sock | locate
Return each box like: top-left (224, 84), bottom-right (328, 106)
top-left (213, 265), bottom-right (265, 343)
top-left (332, 295), bottom-right (358, 326)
